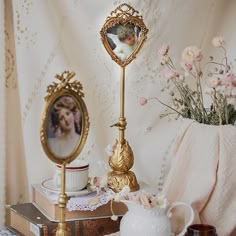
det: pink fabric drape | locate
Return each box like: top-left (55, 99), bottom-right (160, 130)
top-left (164, 119), bottom-right (236, 236)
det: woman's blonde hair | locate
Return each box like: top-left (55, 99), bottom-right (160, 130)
top-left (51, 96), bottom-right (81, 135)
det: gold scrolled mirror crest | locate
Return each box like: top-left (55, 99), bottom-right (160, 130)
top-left (100, 4), bottom-right (148, 192)
top-left (40, 71), bottom-right (89, 236)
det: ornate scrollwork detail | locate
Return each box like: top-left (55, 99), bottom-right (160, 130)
top-left (109, 3), bottom-right (142, 22)
top-left (109, 139), bottom-right (134, 172)
top-left (108, 171), bottom-right (139, 192)
top-left (108, 139), bottom-right (139, 192)
top-left (40, 113), bottom-right (47, 145)
top-left (45, 71), bottom-right (84, 101)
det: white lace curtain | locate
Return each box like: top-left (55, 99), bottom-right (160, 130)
top-left (1, 0), bottom-right (235, 227)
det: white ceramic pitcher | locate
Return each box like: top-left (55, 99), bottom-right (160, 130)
top-left (120, 200), bottom-right (194, 236)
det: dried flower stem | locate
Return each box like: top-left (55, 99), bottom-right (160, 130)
top-left (202, 61), bottom-right (226, 70)
top-left (180, 83), bottom-right (203, 117)
top-left (224, 97), bottom-right (229, 124)
top-left (221, 46), bottom-right (228, 67)
top-left (156, 39), bottom-right (236, 125)
top-left (168, 57), bottom-right (175, 68)
top-left (173, 79), bottom-right (199, 120)
top-left (212, 89), bottom-right (222, 125)
top-left (193, 61), bottom-right (207, 122)
top-left (149, 97), bottom-right (183, 116)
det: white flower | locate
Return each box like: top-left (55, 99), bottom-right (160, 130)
top-left (156, 193), bottom-right (169, 209)
top-left (114, 194), bottom-right (122, 202)
top-left (204, 87), bottom-right (215, 96)
top-left (184, 71), bottom-right (189, 77)
top-left (212, 36), bottom-right (225, 48)
top-left (111, 215), bottom-right (118, 221)
top-left (120, 185), bottom-right (130, 195)
top-left (208, 77), bottom-right (220, 88)
top-left (227, 97), bottom-right (236, 106)
top-left (182, 46), bottom-right (203, 62)
top-left (160, 55), bottom-right (169, 65)
top-left (114, 185), bottom-right (130, 202)
top-left (104, 144), bottom-right (113, 156)
top-left (158, 44), bottom-right (169, 55)
top-left (178, 75), bottom-right (185, 82)
top-left (163, 68), bottom-right (179, 80)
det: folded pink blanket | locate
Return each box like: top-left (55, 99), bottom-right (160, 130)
top-left (163, 119), bottom-right (236, 236)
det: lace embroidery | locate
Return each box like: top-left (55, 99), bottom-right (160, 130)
top-left (43, 189), bottom-right (115, 211)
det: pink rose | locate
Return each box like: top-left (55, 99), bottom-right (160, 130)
top-left (93, 177), bottom-right (102, 187)
top-left (224, 72), bottom-right (234, 82)
top-left (232, 81), bottom-right (236, 87)
top-left (182, 46), bottom-right (203, 62)
top-left (92, 176), bottom-right (107, 188)
top-left (139, 193), bottom-right (155, 209)
top-left (222, 72), bottom-right (234, 86)
top-left (139, 97), bottom-right (147, 106)
top-left (128, 193), bottom-right (141, 204)
top-left (158, 44), bottom-right (169, 56)
top-left (181, 62), bottom-right (192, 71)
top-left (163, 68), bottom-right (179, 80)
top-left (212, 36), bottom-right (225, 48)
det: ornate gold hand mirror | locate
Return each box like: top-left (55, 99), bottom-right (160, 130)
top-left (40, 71), bottom-right (89, 235)
top-left (100, 4), bottom-right (148, 192)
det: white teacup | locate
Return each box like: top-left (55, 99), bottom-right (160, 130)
top-left (53, 160), bottom-right (89, 192)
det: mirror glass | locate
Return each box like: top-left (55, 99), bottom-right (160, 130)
top-left (46, 95), bottom-right (82, 159)
top-left (106, 23), bottom-right (142, 61)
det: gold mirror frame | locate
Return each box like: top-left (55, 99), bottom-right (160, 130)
top-left (40, 71), bottom-right (89, 236)
top-left (100, 4), bottom-right (148, 193)
top-left (100, 3), bottom-right (148, 67)
top-left (40, 71), bottom-right (89, 165)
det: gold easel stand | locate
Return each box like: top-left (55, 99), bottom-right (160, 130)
top-left (56, 164), bottom-right (69, 236)
top-left (108, 67), bottom-right (139, 193)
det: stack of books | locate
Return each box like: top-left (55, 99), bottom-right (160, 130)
top-left (8, 184), bottom-right (127, 236)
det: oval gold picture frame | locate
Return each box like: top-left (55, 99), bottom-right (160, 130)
top-left (100, 3), bottom-right (148, 67)
top-left (40, 71), bottom-right (89, 165)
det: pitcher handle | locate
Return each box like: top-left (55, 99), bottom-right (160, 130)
top-left (167, 201), bottom-right (194, 236)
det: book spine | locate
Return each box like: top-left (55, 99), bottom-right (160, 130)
top-left (11, 213), bottom-right (121, 236)
top-left (40, 219), bottom-right (121, 236)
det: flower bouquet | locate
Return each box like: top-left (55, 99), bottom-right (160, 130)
top-left (138, 38), bottom-right (236, 236)
top-left (114, 187), bottom-right (169, 209)
top-left (140, 36), bottom-right (236, 125)
top-left (111, 186), bottom-right (194, 236)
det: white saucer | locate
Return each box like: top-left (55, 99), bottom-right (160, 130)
top-left (41, 179), bottom-right (92, 197)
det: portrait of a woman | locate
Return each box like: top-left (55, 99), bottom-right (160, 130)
top-left (47, 96), bottom-right (82, 158)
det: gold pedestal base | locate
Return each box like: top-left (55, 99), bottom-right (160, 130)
top-left (108, 170), bottom-right (139, 192)
top-left (56, 223), bottom-right (69, 236)
top-left (108, 139), bottom-right (139, 192)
